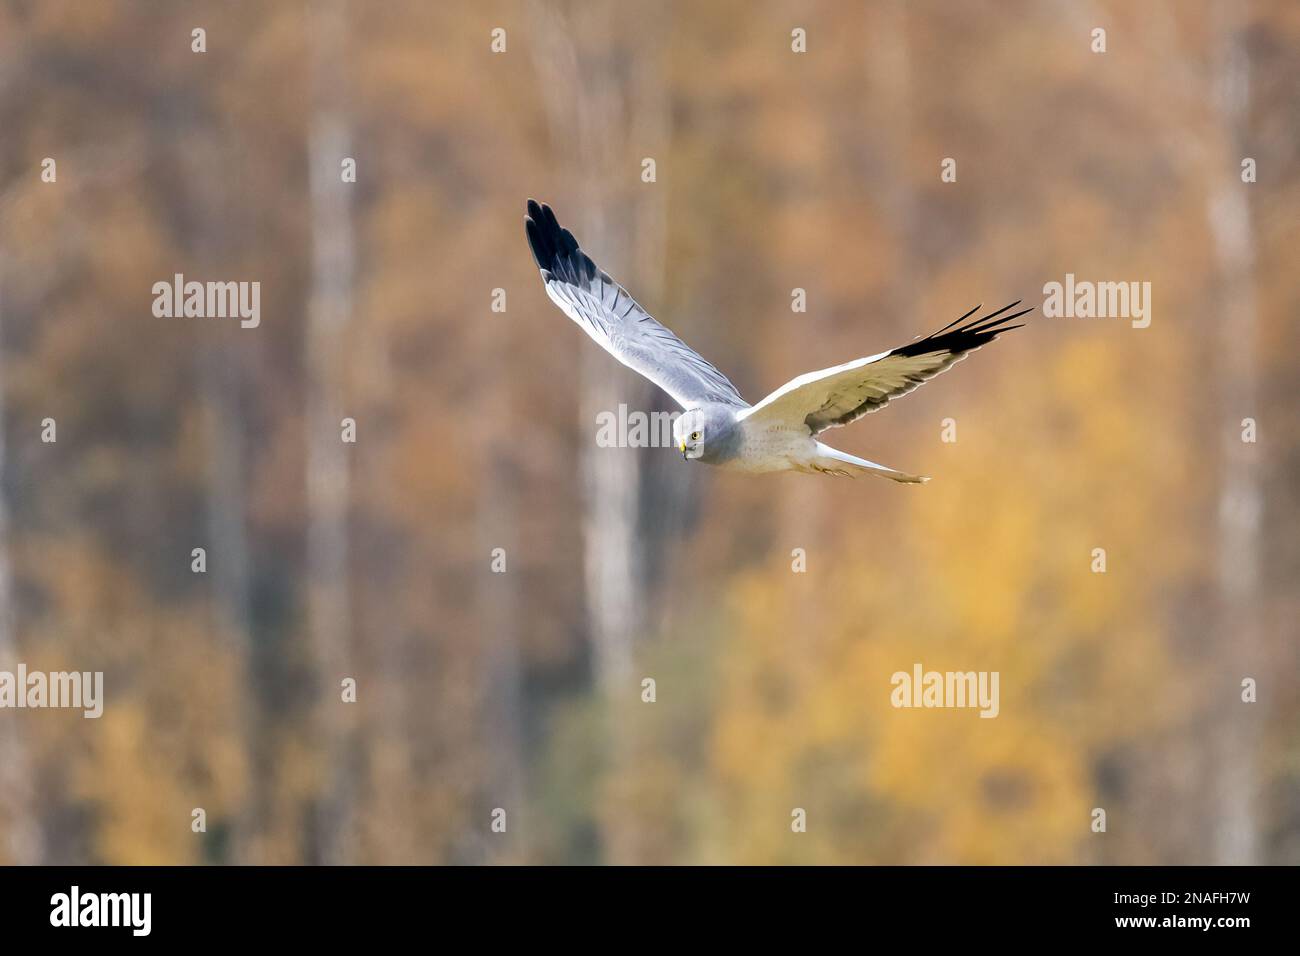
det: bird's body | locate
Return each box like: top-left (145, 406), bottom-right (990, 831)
top-left (686, 404), bottom-right (800, 475)
top-left (725, 420), bottom-right (810, 475)
top-left (525, 199), bottom-right (1029, 482)
top-left (676, 402), bottom-right (929, 480)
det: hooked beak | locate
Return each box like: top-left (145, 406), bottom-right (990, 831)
top-left (680, 440), bottom-right (687, 459)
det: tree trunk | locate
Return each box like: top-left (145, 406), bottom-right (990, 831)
top-left (528, 0), bottom-right (670, 863)
top-left (306, 0), bottom-right (358, 865)
top-left (198, 348), bottom-right (257, 861)
top-left (0, 256), bottom-right (43, 865)
top-left (170, 117), bottom-right (262, 864)
top-left (476, 441), bottom-right (525, 862)
top-left (1206, 7), bottom-right (1260, 866)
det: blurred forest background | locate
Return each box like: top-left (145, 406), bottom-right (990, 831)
top-left (0, 0), bottom-right (1297, 865)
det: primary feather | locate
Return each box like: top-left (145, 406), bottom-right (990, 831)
top-left (525, 199), bottom-right (747, 409)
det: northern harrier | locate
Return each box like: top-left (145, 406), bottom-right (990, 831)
top-left (525, 199), bottom-right (1029, 482)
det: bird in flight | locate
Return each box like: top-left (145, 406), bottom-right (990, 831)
top-left (525, 200), bottom-right (1029, 482)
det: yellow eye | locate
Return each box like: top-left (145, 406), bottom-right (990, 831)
top-left (690, 431), bottom-right (701, 441)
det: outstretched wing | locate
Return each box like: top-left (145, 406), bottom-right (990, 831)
top-left (739, 302), bottom-right (1030, 434)
top-left (525, 200), bottom-right (747, 409)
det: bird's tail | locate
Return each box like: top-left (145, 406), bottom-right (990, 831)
top-left (811, 442), bottom-right (929, 483)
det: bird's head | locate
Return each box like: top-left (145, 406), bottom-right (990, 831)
top-left (674, 409), bottom-right (703, 460)
top-left (674, 406), bottom-right (733, 462)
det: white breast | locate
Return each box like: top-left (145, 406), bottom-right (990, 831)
top-left (719, 421), bottom-right (818, 473)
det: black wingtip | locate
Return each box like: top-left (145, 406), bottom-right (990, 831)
top-left (524, 199), bottom-right (592, 280)
top-left (524, 217), bottom-right (547, 269)
top-left (525, 200), bottom-right (561, 265)
top-left (894, 301), bottom-right (1031, 358)
top-left (926, 303), bottom-right (983, 339)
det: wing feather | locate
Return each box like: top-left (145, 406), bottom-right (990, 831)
top-left (525, 200), bottom-right (747, 409)
top-left (740, 303), bottom-right (1030, 434)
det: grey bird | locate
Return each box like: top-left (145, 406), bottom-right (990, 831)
top-left (525, 199), bottom-right (1029, 482)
